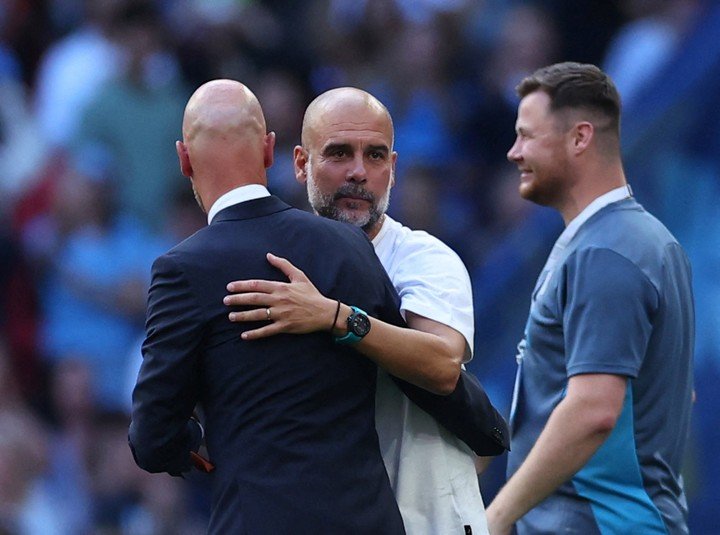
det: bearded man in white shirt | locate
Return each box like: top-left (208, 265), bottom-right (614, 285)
top-left (224, 87), bottom-right (507, 534)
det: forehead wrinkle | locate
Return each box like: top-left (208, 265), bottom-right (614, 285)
top-left (324, 126), bottom-right (388, 139)
top-left (316, 121), bottom-right (392, 151)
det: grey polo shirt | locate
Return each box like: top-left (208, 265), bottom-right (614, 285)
top-left (508, 195), bottom-right (694, 535)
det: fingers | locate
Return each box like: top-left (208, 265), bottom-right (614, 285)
top-left (223, 292), bottom-right (272, 307)
top-left (226, 279), bottom-right (281, 294)
top-left (227, 308), bottom-right (279, 339)
top-left (241, 324), bottom-right (281, 340)
top-left (228, 308), bottom-right (270, 323)
top-left (267, 253), bottom-right (309, 283)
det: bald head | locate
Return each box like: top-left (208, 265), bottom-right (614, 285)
top-left (177, 79), bottom-right (275, 212)
top-left (301, 87), bottom-right (394, 150)
top-left (183, 79), bottom-right (266, 146)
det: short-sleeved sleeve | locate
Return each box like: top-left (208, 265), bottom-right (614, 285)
top-left (562, 247), bottom-right (659, 378)
top-left (392, 236), bottom-right (475, 359)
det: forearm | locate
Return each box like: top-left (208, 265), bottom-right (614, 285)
top-left (488, 395), bottom-right (614, 529)
top-left (332, 303), bottom-right (462, 395)
top-left (130, 255), bottom-right (203, 475)
top-left (129, 346), bottom-right (203, 475)
top-left (223, 255), bottom-right (464, 394)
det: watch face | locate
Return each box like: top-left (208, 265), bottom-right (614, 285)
top-left (349, 312), bottom-right (371, 337)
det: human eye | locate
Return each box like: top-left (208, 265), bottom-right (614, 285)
top-left (326, 146), bottom-right (349, 159)
top-left (368, 148), bottom-right (387, 161)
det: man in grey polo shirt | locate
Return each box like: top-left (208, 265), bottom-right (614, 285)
top-left (486, 62), bottom-right (694, 534)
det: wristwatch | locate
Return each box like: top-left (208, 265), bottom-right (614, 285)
top-left (334, 306), bottom-right (371, 344)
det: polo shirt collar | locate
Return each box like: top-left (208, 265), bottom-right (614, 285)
top-left (543, 184), bottom-right (633, 274)
top-left (556, 184), bottom-right (633, 249)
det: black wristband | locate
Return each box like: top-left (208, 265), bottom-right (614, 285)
top-left (330, 300), bottom-right (342, 332)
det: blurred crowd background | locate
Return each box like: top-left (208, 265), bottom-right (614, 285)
top-left (0, 0), bottom-right (718, 533)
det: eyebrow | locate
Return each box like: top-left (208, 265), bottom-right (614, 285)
top-left (366, 144), bottom-right (390, 155)
top-left (321, 142), bottom-right (353, 156)
top-left (321, 143), bottom-right (390, 156)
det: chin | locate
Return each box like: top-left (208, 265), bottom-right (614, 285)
top-left (518, 181), bottom-right (535, 201)
top-left (338, 210), bottom-right (371, 228)
top-left (518, 182), bottom-right (551, 206)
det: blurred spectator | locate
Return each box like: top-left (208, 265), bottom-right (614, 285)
top-left (256, 68), bottom-right (310, 207)
top-left (461, 3), bottom-right (560, 173)
top-left (603, 0), bottom-right (701, 106)
top-left (303, 0), bottom-right (404, 92)
top-left (450, 3), bottom-right (562, 268)
top-left (0, 29), bottom-right (45, 397)
top-left (0, 5), bottom-right (48, 210)
top-left (545, 0), bottom-right (623, 65)
top-left (85, 410), bottom-right (207, 533)
top-left (123, 472), bottom-right (207, 535)
top-left (0, 347), bottom-right (61, 534)
top-left (0, 210), bottom-right (41, 399)
top-left (73, 0), bottom-right (189, 231)
top-left (391, 165), bottom-right (442, 234)
top-left (34, 0), bottom-right (125, 150)
top-left (166, 1), bottom-right (257, 86)
top-left (0, 77), bottom-right (48, 210)
top-left (43, 359), bottom-right (98, 534)
top-left (88, 411), bottom-right (146, 531)
top-left (0, 409), bottom-right (60, 534)
top-left (375, 20), bottom-right (461, 166)
top-left (33, 145), bottom-right (166, 411)
top-left (0, 0), bottom-right (53, 86)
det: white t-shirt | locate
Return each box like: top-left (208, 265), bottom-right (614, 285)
top-left (372, 216), bottom-right (488, 535)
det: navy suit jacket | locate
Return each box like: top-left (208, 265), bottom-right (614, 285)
top-left (129, 196), bottom-right (406, 534)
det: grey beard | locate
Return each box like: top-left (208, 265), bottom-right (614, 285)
top-left (306, 167), bottom-right (390, 233)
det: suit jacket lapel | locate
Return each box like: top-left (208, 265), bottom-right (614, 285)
top-left (211, 195), bottom-right (293, 223)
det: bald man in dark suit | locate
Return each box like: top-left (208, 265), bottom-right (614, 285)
top-left (128, 80), bottom-right (407, 534)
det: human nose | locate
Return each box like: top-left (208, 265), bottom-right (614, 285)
top-left (346, 154), bottom-right (367, 182)
top-left (507, 138), bottom-right (521, 163)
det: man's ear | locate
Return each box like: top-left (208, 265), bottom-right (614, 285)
top-left (390, 151), bottom-right (398, 187)
top-left (264, 131), bottom-right (276, 169)
top-left (293, 145), bottom-right (308, 185)
top-left (572, 122), bottom-right (594, 155)
top-left (176, 140), bottom-right (193, 178)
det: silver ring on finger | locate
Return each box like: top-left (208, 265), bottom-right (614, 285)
top-left (266, 307), bottom-right (272, 321)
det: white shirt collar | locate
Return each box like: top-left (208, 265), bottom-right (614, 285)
top-left (207, 184), bottom-right (271, 224)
